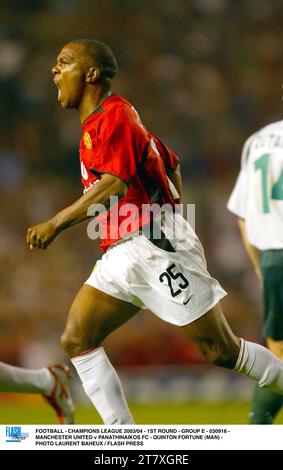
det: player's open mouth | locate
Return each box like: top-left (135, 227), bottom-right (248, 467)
top-left (54, 79), bottom-right (62, 101)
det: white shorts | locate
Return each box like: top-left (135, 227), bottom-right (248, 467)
top-left (85, 212), bottom-right (227, 326)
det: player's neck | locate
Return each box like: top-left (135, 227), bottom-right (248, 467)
top-left (79, 87), bottom-right (112, 124)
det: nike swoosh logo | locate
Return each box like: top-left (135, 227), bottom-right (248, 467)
top-left (183, 295), bottom-right (193, 305)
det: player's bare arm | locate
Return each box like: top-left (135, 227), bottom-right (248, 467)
top-left (237, 217), bottom-right (262, 283)
top-left (26, 173), bottom-right (127, 250)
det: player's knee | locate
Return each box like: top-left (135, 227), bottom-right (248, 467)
top-left (60, 330), bottom-right (100, 357)
top-left (60, 332), bottom-right (79, 357)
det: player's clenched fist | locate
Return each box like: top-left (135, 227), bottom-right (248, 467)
top-left (26, 219), bottom-right (60, 250)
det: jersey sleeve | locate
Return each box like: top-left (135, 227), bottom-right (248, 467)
top-left (150, 133), bottom-right (180, 176)
top-left (89, 109), bottom-right (141, 186)
top-left (227, 135), bottom-right (253, 219)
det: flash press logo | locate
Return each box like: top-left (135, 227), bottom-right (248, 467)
top-left (6, 426), bottom-right (29, 442)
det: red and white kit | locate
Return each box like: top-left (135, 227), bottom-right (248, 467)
top-left (81, 94), bottom-right (226, 325)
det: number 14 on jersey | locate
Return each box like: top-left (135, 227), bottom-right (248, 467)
top-left (255, 153), bottom-right (283, 213)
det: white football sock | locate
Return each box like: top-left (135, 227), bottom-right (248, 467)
top-left (0, 361), bottom-right (53, 394)
top-left (234, 339), bottom-right (283, 394)
top-left (71, 347), bottom-right (134, 424)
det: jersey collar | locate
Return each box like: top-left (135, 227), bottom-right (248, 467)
top-left (82, 93), bottom-right (116, 128)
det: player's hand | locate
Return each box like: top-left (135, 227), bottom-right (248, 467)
top-left (26, 219), bottom-right (60, 250)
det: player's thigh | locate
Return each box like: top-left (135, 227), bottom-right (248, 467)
top-left (63, 284), bottom-right (140, 344)
top-left (266, 337), bottom-right (283, 360)
top-left (181, 302), bottom-right (240, 362)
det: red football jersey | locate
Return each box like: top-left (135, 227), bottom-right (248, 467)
top-left (80, 94), bottom-right (180, 252)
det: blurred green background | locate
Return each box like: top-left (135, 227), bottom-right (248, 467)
top-left (1, 397), bottom-right (283, 425)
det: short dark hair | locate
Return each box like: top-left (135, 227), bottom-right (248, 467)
top-left (71, 39), bottom-right (118, 79)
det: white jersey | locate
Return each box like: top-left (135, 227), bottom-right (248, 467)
top-left (227, 120), bottom-right (283, 250)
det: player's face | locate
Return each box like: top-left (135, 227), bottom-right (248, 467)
top-left (52, 44), bottom-right (87, 109)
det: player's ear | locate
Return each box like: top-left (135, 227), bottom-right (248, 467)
top-left (86, 67), bottom-right (100, 83)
